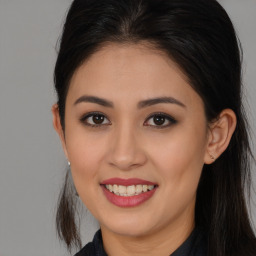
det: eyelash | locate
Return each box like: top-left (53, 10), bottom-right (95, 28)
top-left (80, 111), bottom-right (111, 128)
top-left (80, 111), bottom-right (177, 129)
top-left (144, 112), bottom-right (177, 129)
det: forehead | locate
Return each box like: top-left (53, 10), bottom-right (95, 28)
top-left (67, 43), bottom-right (203, 109)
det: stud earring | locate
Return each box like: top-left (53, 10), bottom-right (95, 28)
top-left (68, 161), bottom-right (71, 166)
top-left (210, 154), bottom-right (215, 160)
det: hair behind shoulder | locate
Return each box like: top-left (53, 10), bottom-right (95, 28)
top-left (54, 0), bottom-right (256, 255)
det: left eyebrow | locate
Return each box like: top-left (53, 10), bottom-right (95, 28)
top-left (137, 97), bottom-right (186, 109)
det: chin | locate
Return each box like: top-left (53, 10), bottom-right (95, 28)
top-left (99, 211), bottom-right (161, 238)
top-left (104, 223), bottom-right (152, 237)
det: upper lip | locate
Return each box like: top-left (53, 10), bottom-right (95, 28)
top-left (101, 178), bottom-right (157, 186)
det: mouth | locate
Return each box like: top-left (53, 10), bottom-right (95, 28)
top-left (100, 178), bottom-right (158, 207)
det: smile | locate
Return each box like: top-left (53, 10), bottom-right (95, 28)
top-left (104, 184), bottom-right (156, 197)
top-left (101, 178), bottom-right (158, 207)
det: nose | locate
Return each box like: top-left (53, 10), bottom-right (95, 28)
top-left (107, 124), bottom-right (147, 171)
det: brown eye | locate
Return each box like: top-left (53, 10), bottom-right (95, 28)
top-left (81, 112), bottom-right (110, 126)
top-left (144, 113), bottom-right (177, 128)
top-left (153, 115), bottom-right (166, 125)
top-left (92, 114), bottom-right (105, 124)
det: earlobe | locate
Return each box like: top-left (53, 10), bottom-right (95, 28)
top-left (204, 109), bottom-right (237, 164)
top-left (51, 104), bottom-right (69, 159)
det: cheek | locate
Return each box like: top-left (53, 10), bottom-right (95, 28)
top-left (66, 135), bottom-right (107, 215)
top-left (147, 131), bottom-right (206, 221)
top-left (64, 128), bottom-right (108, 192)
top-left (147, 124), bottom-right (207, 190)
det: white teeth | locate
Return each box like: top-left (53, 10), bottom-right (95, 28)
top-left (119, 185), bottom-right (126, 195)
top-left (105, 184), bottom-right (156, 196)
top-left (148, 185), bottom-right (154, 191)
top-left (113, 184), bottom-right (118, 195)
top-left (142, 185), bottom-right (147, 192)
top-left (127, 185), bottom-right (135, 196)
top-left (136, 185), bottom-right (143, 194)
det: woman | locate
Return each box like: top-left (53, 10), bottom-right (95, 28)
top-left (52, 0), bottom-right (256, 255)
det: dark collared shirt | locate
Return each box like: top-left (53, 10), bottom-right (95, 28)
top-left (75, 228), bottom-right (207, 256)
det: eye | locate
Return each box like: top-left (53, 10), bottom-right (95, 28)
top-left (80, 112), bottom-right (111, 127)
top-left (144, 113), bottom-right (177, 128)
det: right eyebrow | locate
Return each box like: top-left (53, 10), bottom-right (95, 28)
top-left (73, 95), bottom-right (114, 108)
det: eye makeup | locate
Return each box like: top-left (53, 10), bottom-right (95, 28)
top-left (79, 111), bottom-right (177, 129)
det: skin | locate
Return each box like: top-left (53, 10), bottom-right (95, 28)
top-left (52, 43), bottom-right (236, 256)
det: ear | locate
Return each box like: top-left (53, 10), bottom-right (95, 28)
top-left (51, 104), bottom-right (69, 160)
top-left (204, 109), bottom-right (237, 164)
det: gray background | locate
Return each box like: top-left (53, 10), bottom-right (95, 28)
top-left (0, 1), bottom-right (255, 255)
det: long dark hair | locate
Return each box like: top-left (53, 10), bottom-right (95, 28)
top-left (54, 0), bottom-right (256, 255)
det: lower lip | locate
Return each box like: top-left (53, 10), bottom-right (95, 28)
top-left (102, 185), bottom-right (157, 207)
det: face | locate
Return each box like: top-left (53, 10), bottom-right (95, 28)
top-left (55, 43), bottom-right (211, 238)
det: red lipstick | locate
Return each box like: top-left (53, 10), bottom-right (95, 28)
top-left (101, 178), bottom-right (158, 208)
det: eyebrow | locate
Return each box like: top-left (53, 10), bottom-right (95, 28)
top-left (138, 97), bottom-right (186, 109)
top-left (74, 95), bottom-right (114, 107)
top-left (74, 95), bottom-right (186, 108)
